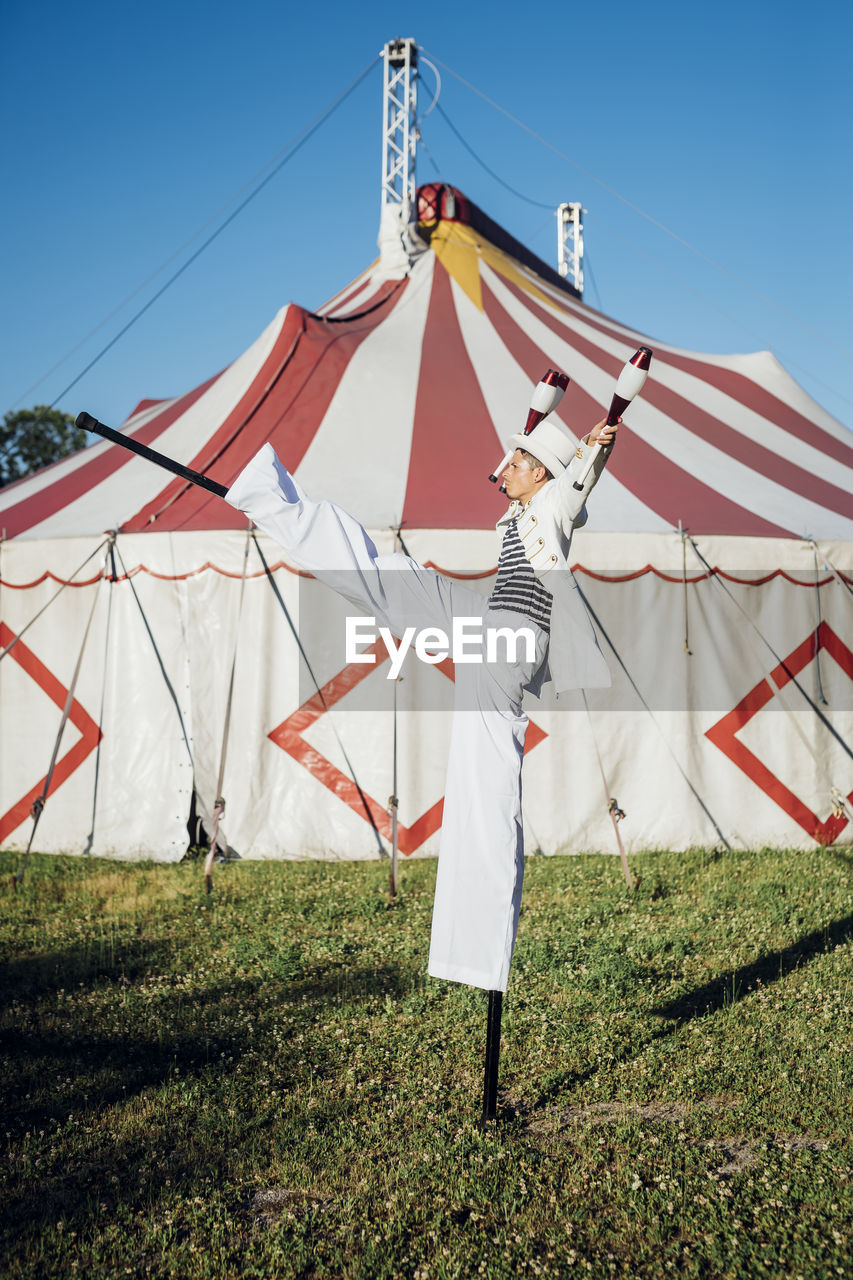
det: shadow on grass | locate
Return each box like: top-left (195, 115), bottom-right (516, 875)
top-left (0, 1023), bottom-right (247, 1130)
top-left (652, 910), bottom-right (853, 1022)
top-left (521, 911), bottom-right (853, 1119)
top-left (0, 950), bottom-right (418, 1257)
top-left (0, 1080), bottom-right (270, 1257)
top-left (1, 942), bottom-right (415, 1133)
top-left (0, 936), bottom-right (175, 1002)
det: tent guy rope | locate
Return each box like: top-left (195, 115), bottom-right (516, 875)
top-left (575, 580), bottom-right (733, 852)
top-left (13, 538), bottom-right (112, 888)
top-left (581, 689), bottom-right (635, 891)
top-left (687, 537), bottom-right (853, 771)
top-left (0, 535), bottom-right (111, 662)
top-left (421, 47), bottom-right (852, 365)
top-left (82, 539), bottom-right (118, 857)
top-left (14, 56), bottom-right (380, 420)
top-left (203, 524), bottom-right (253, 894)
top-left (250, 531), bottom-right (388, 860)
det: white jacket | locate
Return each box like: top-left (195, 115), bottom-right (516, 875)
top-left (496, 437), bottom-right (613, 694)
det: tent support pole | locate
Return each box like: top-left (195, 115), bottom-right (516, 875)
top-left (389, 677), bottom-right (399, 897)
top-left (481, 989), bottom-right (503, 1126)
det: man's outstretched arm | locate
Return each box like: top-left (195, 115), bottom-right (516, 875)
top-left (550, 418), bottom-right (619, 529)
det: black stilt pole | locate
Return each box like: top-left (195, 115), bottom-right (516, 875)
top-left (481, 989), bottom-right (503, 1126)
top-left (76, 412), bottom-right (228, 498)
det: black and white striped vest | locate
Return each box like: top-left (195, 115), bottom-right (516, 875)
top-left (487, 518), bottom-right (552, 633)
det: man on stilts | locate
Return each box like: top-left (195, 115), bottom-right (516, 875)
top-left (224, 410), bottom-right (618, 1004)
top-left (77, 347), bottom-right (651, 1122)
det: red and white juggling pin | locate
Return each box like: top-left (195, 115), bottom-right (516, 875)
top-left (488, 368), bottom-right (570, 483)
top-left (571, 346), bottom-right (653, 490)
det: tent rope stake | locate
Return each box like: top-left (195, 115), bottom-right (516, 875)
top-left (388, 675), bottom-right (400, 897)
top-left (576, 581), bottom-right (732, 852)
top-left (387, 524), bottom-right (412, 896)
top-left (204, 524), bottom-right (253, 894)
top-left (582, 690), bottom-right (635, 890)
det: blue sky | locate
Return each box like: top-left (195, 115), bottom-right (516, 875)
top-left (2, 0), bottom-right (851, 433)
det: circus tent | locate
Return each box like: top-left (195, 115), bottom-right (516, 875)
top-left (4, 184), bottom-right (853, 543)
top-left (2, 184), bottom-right (852, 863)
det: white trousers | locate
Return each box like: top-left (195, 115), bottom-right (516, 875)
top-left (226, 444), bottom-right (548, 992)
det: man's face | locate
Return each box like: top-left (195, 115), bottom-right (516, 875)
top-left (502, 450), bottom-right (545, 504)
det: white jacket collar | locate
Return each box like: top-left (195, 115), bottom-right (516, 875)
top-left (496, 481), bottom-right (553, 529)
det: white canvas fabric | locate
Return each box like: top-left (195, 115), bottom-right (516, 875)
top-left (1, 530), bottom-right (851, 865)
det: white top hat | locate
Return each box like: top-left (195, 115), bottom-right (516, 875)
top-left (508, 419), bottom-right (576, 477)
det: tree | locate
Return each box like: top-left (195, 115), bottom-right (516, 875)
top-left (0, 406), bottom-right (88, 488)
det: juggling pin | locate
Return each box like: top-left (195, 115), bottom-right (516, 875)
top-left (488, 369), bottom-right (570, 483)
top-left (571, 347), bottom-right (653, 491)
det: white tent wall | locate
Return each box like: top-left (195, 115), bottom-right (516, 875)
top-left (1, 532), bottom-right (851, 860)
top-left (0, 536), bottom-right (196, 859)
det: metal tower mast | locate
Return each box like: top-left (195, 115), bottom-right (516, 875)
top-left (381, 38), bottom-right (418, 219)
top-left (557, 202), bottom-right (584, 297)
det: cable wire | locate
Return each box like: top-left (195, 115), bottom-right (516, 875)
top-left (82, 541), bottom-right (117, 856)
top-left (583, 248), bottom-right (603, 312)
top-left (421, 47), bottom-right (852, 364)
top-left (23, 54), bottom-right (379, 419)
top-left (581, 689), bottom-right (635, 889)
top-left (432, 101), bottom-right (555, 210)
top-left (589, 210), bottom-right (853, 411)
top-left (808, 541), bottom-right (853, 601)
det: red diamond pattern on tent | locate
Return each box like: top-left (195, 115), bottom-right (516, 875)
top-left (0, 622), bottom-right (103, 844)
top-left (268, 635), bottom-right (547, 855)
top-left (705, 622), bottom-right (853, 845)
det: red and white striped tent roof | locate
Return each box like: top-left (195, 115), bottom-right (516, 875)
top-left (4, 184), bottom-right (852, 542)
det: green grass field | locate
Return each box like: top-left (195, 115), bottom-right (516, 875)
top-left (1, 845), bottom-right (851, 1279)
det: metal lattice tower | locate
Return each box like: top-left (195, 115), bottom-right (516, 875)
top-left (381, 38), bottom-right (418, 219)
top-left (557, 202), bottom-right (584, 296)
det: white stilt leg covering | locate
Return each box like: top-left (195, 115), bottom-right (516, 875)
top-left (428, 660), bottom-right (536, 991)
top-left (227, 444), bottom-right (547, 992)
